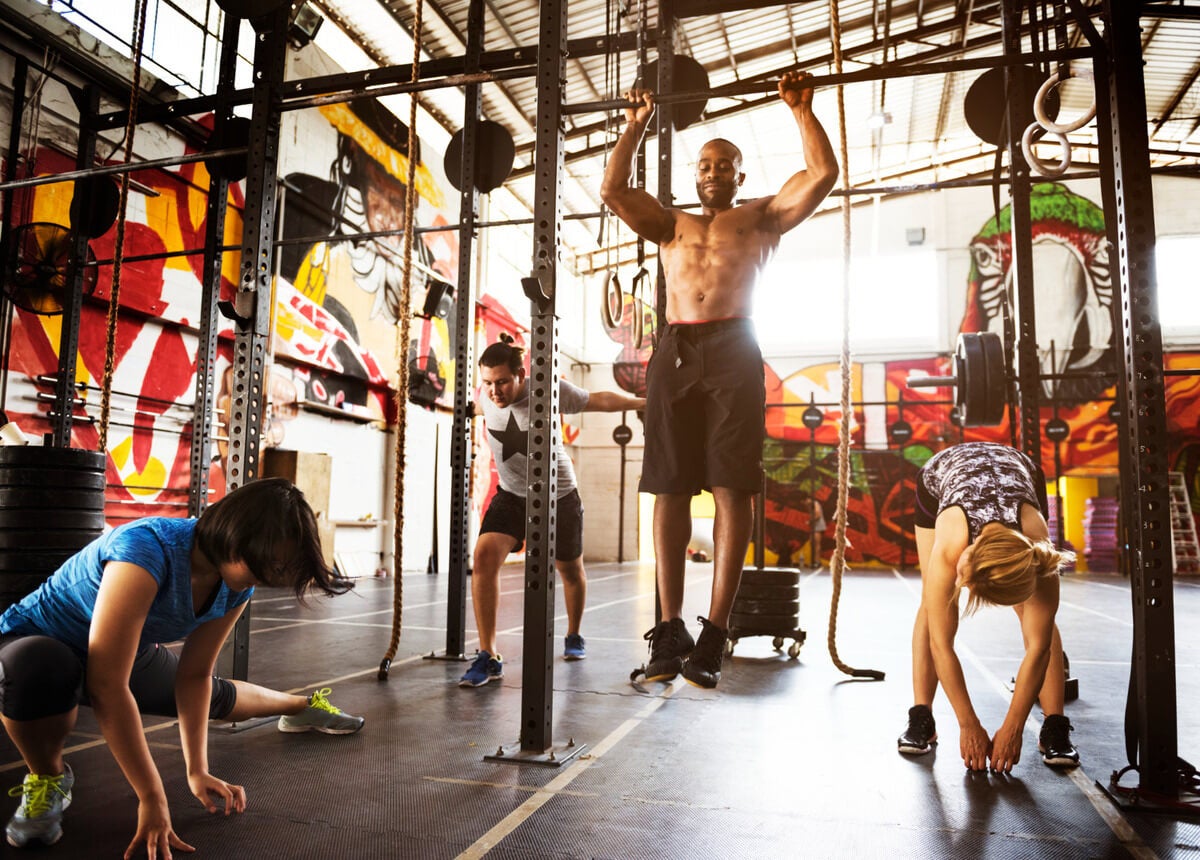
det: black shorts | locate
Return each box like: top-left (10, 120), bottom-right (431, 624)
top-left (0, 636), bottom-right (237, 722)
top-left (479, 487), bottom-right (585, 562)
top-left (639, 318), bottom-right (765, 495)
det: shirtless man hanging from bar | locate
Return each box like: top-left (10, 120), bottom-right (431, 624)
top-left (601, 70), bottom-right (838, 688)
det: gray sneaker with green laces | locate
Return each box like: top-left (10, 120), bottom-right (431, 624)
top-left (277, 688), bottom-right (365, 735)
top-left (6, 762), bottom-right (74, 848)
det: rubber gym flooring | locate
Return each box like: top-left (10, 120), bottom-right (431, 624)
top-left (2, 561), bottom-right (1198, 859)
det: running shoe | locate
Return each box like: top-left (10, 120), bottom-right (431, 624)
top-left (277, 688), bottom-right (365, 734)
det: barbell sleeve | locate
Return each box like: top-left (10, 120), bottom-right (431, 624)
top-left (905, 374), bottom-right (956, 389)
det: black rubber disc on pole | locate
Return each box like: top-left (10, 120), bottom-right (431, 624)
top-left (215, 0), bottom-right (290, 18)
top-left (963, 66), bottom-right (1059, 146)
top-left (645, 55), bottom-right (710, 130)
top-left (205, 117), bottom-right (252, 182)
top-left (444, 121), bottom-right (515, 193)
top-left (69, 175), bottom-right (121, 239)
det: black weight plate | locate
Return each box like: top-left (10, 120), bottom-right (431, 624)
top-left (0, 447), bottom-right (105, 470)
top-left (0, 573), bottom-right (55, 611)
top-left (0, 487), bottom-right (106, 510)
top-left (979, 330), bottom-right (1007, 424)
top-left (724, 611), bottom-right (801, 628)
top-left (0, 468), bottom-right (108, 490)
top-left (735, 583), bottom-right (799, 602)
top-left (957, 332), bottom-right (982, 425)
top-left (0, 549), bottom-right (74, 572)
top-left (0, 529), bottom-right (101, 550)
top-left (0, 509), bottom-right (106, 530)
top-left (739, 567), bottom-right (800, 588)
top-left (731, 598), bottom-right (800, 616)
top-left (957, 330), bottom-right (1007, 426)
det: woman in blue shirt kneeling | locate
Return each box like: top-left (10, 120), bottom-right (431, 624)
top-left (0, 477), bottom-right (363, 856)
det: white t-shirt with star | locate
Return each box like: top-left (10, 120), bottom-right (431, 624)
top-left (479, 379), bottom-right (590, 499)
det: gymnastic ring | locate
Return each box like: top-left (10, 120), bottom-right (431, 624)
top-left (601, 269), bottom-right (623, 330)
top-left (1022, 122), bottom-right (1072, 178)
top-left (1034, 69), bottom-right (1096, 134)
top-left (630, 267), bottom-right (652, 350)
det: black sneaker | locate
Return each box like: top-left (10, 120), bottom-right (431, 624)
top-left (681, 616), bottom-right (727, 689)
top-left (1039, 714), bottom-right (1080, 768)
top-left (639, 618), bottom-right (695, 682)
top-left (897, 705), bottom-right (937, 755)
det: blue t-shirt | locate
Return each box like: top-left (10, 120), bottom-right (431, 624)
top-left (0, 518), bottom-right (253, 656)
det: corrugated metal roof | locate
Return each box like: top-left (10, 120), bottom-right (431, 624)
top-left (313, 0), bottom-right (1200, 266)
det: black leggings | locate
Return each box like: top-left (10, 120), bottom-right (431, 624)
top-left (0, 635), bottom-right (237, 722)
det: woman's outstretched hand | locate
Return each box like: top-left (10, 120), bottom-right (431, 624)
top-left (125, 796), bottom-right (195, 860)
top-left (188, 771), bottom-right (247, 816)
top-left (959, 720), bottom-right (992, 771)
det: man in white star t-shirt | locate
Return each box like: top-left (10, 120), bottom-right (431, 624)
top-left (458, 336), bottom-right (645, 688)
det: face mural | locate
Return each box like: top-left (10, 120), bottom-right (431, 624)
top-left (962, 181), bottom-right (1114, 402)
top-left (277, 97), bottom-right (461, 413)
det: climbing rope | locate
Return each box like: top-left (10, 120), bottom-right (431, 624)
top-left (825, 0), bottom-right (884, 682)
top-left (380, 0), bottom-right (425, 679)
top-left (97, 0), bottom-right (149, 451)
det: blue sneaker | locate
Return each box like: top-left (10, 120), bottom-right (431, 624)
top-left (459, 651), bottom-right (503, 687)
top-left (6, 763), bottom-right (73, 848)
top-left (563, 633), bottom-right (586, 661)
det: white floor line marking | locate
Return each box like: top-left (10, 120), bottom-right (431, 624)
top-left (1057, 600), bottom-right (1133, 627)
top-left (891, 569), bottom-right (1157, 858)
top-left (456, 681), bottom-right (684, 859)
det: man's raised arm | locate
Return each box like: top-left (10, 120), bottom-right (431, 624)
top-left (764, 71), bottom-right (839, 235)
top-left (600, 89), bottom-right (676, 244)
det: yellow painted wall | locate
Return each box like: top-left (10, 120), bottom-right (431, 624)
top-left (1051, 475), bottom-right (1099, 571)
top-left (638, 491), bottom-right (715, 562)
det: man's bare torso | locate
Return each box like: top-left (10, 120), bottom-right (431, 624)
top-left (660, 198), bottom-right (780, 322)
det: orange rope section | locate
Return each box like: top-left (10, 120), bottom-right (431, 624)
top-left (825, 0), bottom-right (884, 681)
top-left (380, 0), bottom-right (425, 677)
top-left (97, 0), bottom-right (149, 451)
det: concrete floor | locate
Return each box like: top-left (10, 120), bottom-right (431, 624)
top-left (2, 561), bottom-right (1199, 858)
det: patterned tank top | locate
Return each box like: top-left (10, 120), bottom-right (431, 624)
top-left (920, 442), bottom-right (1042, 543)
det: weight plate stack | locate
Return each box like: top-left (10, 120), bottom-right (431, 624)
top-left (728, 567), bottom-right (806, 655)
top-left (0, 447), bottom-right (107, 611)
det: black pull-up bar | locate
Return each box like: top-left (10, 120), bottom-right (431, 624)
top-left (562, 47), bottom-right (1095, 116)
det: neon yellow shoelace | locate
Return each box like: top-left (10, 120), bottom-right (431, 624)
top-left (308, 688), bottom-right (342, 714)
top-left (7, 775), bottom-right (66, 817)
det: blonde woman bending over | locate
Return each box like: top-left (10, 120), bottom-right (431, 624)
top-left (898, 442), bottom-right (1079, 773)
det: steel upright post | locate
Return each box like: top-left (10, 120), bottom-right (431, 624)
top-left (1000, 1), bottom-right (1042, 465)
top-left (1097, 0), bottom-right (1179, 798)
top-left (443, 0), bottom-right (486, 660)
top-left (189, 13), bottom-right (242, 517)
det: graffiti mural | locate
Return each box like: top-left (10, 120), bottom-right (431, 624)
top-left (2, 87), bottom-right (476, 520)
top-left (278, 96), bottom-right (460, 415)
top-left (601, 182), bottom-right (1200, 568)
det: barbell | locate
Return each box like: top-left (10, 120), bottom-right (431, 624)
top-left (906, 331), bottom-right (1008, 427)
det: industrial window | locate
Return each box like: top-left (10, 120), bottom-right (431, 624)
top-left (753, 250), bottom-right (940, 356)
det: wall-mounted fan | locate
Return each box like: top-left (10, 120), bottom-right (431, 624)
top-left (4, 223), bottom-right (97, 315)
